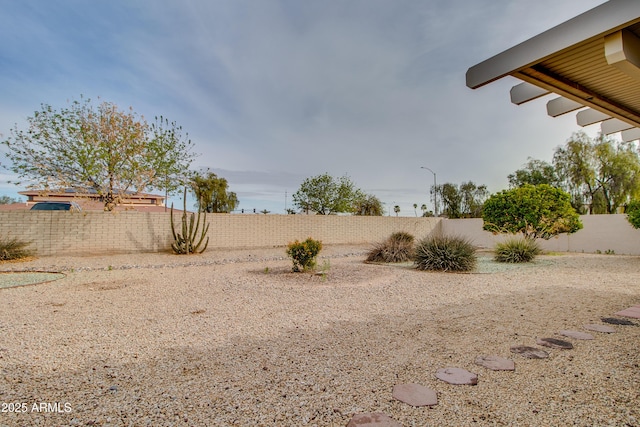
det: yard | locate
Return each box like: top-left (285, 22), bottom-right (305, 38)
top-left (0, 245), bottom-right (638, 426)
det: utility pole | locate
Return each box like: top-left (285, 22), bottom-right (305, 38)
top-left (420, 166), bottom-right (438, 217)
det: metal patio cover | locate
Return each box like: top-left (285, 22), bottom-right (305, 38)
top-left (466, 0), bottom-right (640, 141)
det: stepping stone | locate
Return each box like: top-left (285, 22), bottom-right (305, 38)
top-left (601, 317), bottom-right (637, 326)
top-left (537, 338), bottom-right (573, 349)
top-left (347, 413), bottom-right (401, 427)
top-left (435, 367), bottom-right (478, 385)
top-left (510, 345), bottom-right (549, 359)
top-left (583, 324), bottom-right (616, 333)
top-left (559, 330), bottom-right (594, 340)
top-left (392, 383), bottom-right (437, 407)
top-left (614, 305), bottom-right (640, 319)
top-left (474, 355), bottom-right (515, 371)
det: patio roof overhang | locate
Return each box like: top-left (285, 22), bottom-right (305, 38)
top-left (466, 0), bottom-right (640, 141)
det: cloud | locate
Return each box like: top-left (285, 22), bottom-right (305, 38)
top-left (0, 0), bottom-right (609, 214)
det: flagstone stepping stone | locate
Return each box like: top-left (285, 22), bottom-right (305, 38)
top-left (392, 383), bottom-right (438, 407)
top-left (510, 345), bottom-right (549, 359)
top-left (583, 324), bottom-right (616, 333)
top-left (614, 305), bottom-right (640, 319)
top-left (559, 330), bottom-right (594, 340)
top-left (601, 317), bottom-right (637, 326)
top-left (474, 355), bottom-right (515, 371)
top-left (347, 413), bottom-right (402, 427)
top-left (537, 338), bottom-right (573, 349)
top-left (435, 367), bottom-right (478, 385)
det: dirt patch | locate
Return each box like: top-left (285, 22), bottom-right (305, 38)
top-left (0, 271), bottom-right (65, 289)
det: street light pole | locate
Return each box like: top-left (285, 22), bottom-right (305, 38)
top-left (420, 166), bottom-right (438, 217)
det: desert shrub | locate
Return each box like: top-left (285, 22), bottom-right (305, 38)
top-left (389, 231), bottom-right (415, 244)
top-left (626, 200), bottom-right (640, 229)
top-left (494, 238), bottom-right (541, 263)
top-left (366, 231), bottom-right (415, 263)
top-left (286, 238), bottom-right (322, 272)
top-left (414, 234), bottom-right (476, 272)
top-left (0, 236), bottom-right (34, 261)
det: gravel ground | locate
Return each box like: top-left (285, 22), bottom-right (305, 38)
top-left (0, 245), bottom-right (639, 427)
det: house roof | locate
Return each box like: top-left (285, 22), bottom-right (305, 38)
top-left (19, 189), bottom-right (165, 204)
top-left (12, 188), bottom-right (167, 211)
top-left (19, 189), bottom-right (165, 199)
top-left (466, 0), bottom-right (640, 141)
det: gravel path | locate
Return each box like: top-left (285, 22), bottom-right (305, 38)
top-left (0, 246), bottom-right (639, 426)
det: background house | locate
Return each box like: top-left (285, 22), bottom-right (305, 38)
top-left (0, 188), bottom-right (169, 212)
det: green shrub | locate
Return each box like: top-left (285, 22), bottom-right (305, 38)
top-left (286, 238), bottom-right (323, 272)
top-left (483, 184), bottom-right (582, 239)
top-left (494, 238), bottom-right (541, 263)
top-left (626, 200), bottom-right (640, 229)
top-left (366, 231), bottom-right (415, 263)
top-left (0, 236), bottom-right (34, 261)
top-left (414, 234), bottom-right (476, 272)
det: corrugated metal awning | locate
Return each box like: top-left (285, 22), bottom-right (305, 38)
top-left (466, 0), bottom-right (640, 141)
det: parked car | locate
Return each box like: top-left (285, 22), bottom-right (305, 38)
top-left (30, 201), bottom-right (82, 212)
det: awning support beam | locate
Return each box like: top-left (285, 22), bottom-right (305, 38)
top-left (577, 108), bottom-right (612, 127)
top-left (510, 82), bottom-right (549, 105)
top-left (605, 29), bottom-right (640, 80)
top-left (546, 97), bottom-right (585, 117)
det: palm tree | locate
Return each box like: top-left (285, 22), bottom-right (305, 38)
top-left (394, 205), bottom-right (400, 217)
top-left (421, 204), bottom-right (427, 216)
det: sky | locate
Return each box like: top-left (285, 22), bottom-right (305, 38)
top-left (0, 0), bottom-right (608, 215)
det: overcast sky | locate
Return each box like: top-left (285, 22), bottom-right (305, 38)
top-left (0, 0), bottom-right (608, 215)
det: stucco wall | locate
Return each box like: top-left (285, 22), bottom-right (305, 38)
top-left (0, 211), bottom-right (441, 256)
top-left (441, 214), bottom-right (640, 255)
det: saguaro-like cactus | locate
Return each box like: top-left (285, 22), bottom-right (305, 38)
top-left (170, 187), bottom-right (210, 254)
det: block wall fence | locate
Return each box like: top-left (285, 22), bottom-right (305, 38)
top-left (0, 212), bottom-right (440, 257)
top-left (1, 212), bottom-right (638, 257)
top-left (441, 214), bottom-right (640, 255)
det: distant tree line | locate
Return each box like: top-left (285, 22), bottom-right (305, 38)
top-left (291, 173), bottom-right (383, 215)
top-left (3, 96), bottom-right (639, 220)
top-left (0, 195), bottom-right (21, 205)
top-left (508, 131), bottom-right (640, 214)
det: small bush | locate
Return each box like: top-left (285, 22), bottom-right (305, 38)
top-left (389, 231), bottom-right (415, 244)
top-left (0, 236), bottom-right (34, 261)
top-left (366, 231), bottom-right (415, 263)
top-left (414, 234), bottom-right (476, 272)
top-left (626, 200), bottom-right (640, 229)
top-left (494, 238), bottom-right (541, 263)
top-left (286, 238), bottom-right (322, 272)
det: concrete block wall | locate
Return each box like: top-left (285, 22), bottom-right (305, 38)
top-left (0, 211), bottom-right (170, 256)
top-left (3, 211), bottom-right (638, 257)
top-left (0, 211), bottom-right (440, 256)
top-left (207, 214), bottom-right (439, 248)
top-left (441, 214), bottom-right (640, 255)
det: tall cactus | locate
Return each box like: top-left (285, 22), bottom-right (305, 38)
top-left (170, 187), bottom-right (210, 254)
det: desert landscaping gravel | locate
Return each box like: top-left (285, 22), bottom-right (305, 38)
top-left (0, 245), bottom-right (638, 426)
